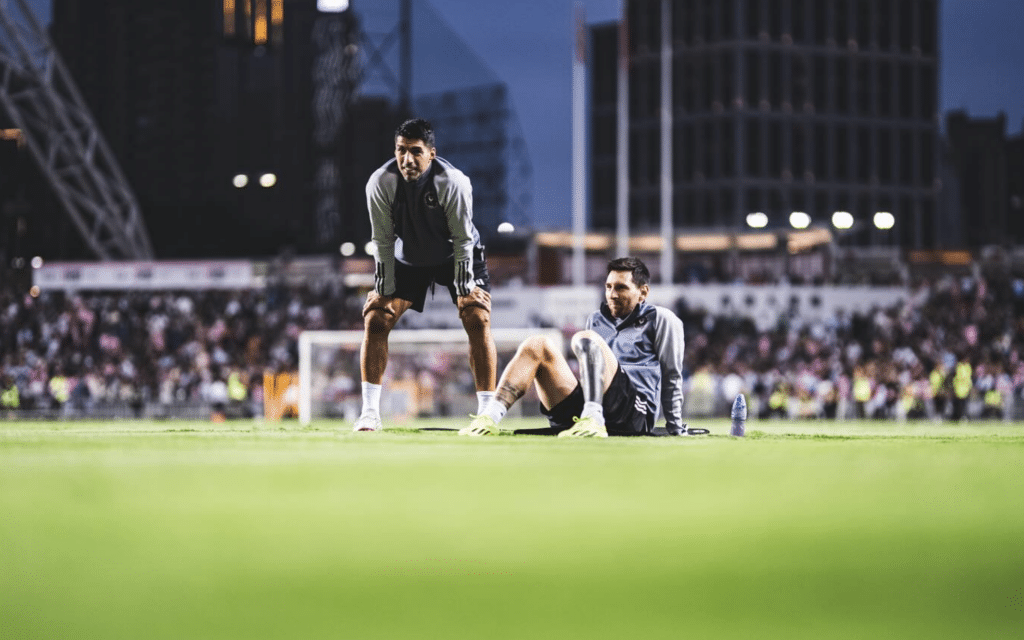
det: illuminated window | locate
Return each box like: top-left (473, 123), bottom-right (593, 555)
top-left (254, 0), bottom-right (268, 45)
top-left (226, 0), bottom-right (282, 46)
top-left (271, 0), bottom-right (284, 46)
top-left (223, 0), bottom-right (235, 37)
top-left (243, 0), bottom-right (252, 41)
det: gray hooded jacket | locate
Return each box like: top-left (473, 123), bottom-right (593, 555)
top-left (365, 156), bottom-right (481, 297)
top-left (587, 300), bottom-right (686, 433)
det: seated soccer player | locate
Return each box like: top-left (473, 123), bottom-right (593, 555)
top-left (460, 257), bottom-right (687, 438)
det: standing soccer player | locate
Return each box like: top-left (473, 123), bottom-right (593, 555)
top-left (354, 118), bottom-right (497, 432)
top-left (461, 257), bottom-right (687, 437)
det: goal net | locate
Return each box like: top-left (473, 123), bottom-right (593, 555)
top-left (298, 328), bottom-right (565, 426)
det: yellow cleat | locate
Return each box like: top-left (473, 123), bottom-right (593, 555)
top-left (557, 416), bottom-right (608, 438)
top-left (459, 414), bottom-right (499, 436)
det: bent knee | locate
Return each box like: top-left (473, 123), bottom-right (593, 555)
top-left (364, 309), bottom-right (396, 335)
top-left (460, 306), bottom-right (491, 334)
top-left (519, 335), bottom-right (559, 361)
top-left (571, 330), bottom-right (602, 354)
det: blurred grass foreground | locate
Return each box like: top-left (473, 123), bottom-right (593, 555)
top-left (2, 417), bottom-right (1023, 639)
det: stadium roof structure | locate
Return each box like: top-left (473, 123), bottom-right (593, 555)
top-left (0, 0), bottom-right (153, 260)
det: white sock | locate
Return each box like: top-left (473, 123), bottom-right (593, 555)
top-left (476, 391), bottom-right (495, 415)
top-left (482, 399), bottom-right (507, 424)
top-left (579, 401), bottom-right (605, 425)
top-left (361, 382), bottom-right (382, 417)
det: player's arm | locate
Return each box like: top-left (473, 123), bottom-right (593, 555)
top-left (654, 307), bottom-right (686, 434)
top-left (441, 172), bottom-right (476, 297)
top-left (366, 171), bottom-right (397, 296)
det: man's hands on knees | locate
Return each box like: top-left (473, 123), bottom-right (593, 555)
top-left (363, 291), bottom-right (398, 317)
top-left (457, 287), bottom-right (491, 318)
top-left (365, 288), bottom-right (487, 321)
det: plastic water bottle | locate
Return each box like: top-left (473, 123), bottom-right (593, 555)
top-left (730, 394), bottom-right (747, 437)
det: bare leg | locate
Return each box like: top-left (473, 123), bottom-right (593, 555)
top-left (494, 335), bottom-right (578, 412)
top-left (460, 306), bottom-right (497, 391)
top-left (460, 334), bottom-right (578, 436)
top-left (360, 297), bottom-right (413, 384)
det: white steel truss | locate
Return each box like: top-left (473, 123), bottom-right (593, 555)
top-left (0, 0), bottom-right (153, 259)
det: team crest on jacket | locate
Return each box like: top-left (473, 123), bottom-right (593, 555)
top-left (423, 191), bottom-right (439, 208)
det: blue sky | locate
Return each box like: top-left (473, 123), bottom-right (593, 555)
top-left (24, 0), bottom-right (1024, 230)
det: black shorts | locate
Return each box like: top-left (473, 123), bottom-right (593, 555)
top-left (520, 366), bottom-right (650, 436)
top-left (392, 246), bottom-right (491, 313)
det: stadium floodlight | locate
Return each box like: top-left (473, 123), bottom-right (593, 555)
top-left (746, 212), bottom-right (768, 228)
top-left (364, 241), bottom-right (377, 256)
top-left (30, 256), bottom-right (44, 269)
top-left (874, 211), bottom-right (895, 230)
top-left (789, 211), bottom-right (811, 229)
top-left (339, 242), bottom-right (355, 257)
top-left (832, 211), bottom-right (854, 230)
top-left (259, 173), bottom-right (277, 188)
top-left (317, 0), bottom-right (349, 12)
top-left (232, 174), bottom-right (248, 188)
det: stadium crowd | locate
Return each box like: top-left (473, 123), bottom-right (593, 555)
top-left (680, 272), bottom-right (1024, 422)
top-left (0, 278), bottom-right (365, 418)
top-left (1, 267), bottom-right (1023, 422)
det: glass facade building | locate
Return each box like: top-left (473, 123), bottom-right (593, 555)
top-left (590, 0), bottom-right (941, 248)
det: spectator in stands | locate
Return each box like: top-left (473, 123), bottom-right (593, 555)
top-left (1, 373), bottom-right (19, 411)
top-left (951, 358), bottom-right (973, 421)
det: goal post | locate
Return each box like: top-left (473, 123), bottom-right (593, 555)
top-left (298, 328), bottom-right (565, 426)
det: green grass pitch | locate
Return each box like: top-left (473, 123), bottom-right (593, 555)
top-left (2, 417), bottom-right (1023, 639)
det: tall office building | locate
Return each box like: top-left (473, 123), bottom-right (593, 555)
top-left (48, 0), bottom-right (335, 258)
top-left (591, 0), bottom-right (941, 249)
top-left (944, 112), bottom-right (1024, 248)
top-left (1009, 131), bottom-right (1024, 246)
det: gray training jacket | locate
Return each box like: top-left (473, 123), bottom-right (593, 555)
top-left (587, 300), bottom-right (686, 434)
top-left (365, 156), bottom-right (481, 297)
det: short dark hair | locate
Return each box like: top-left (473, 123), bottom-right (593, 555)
top-left (607, 257), bottom-right (650, 287)
top-left (395, 118), bottom-right (435, 148)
